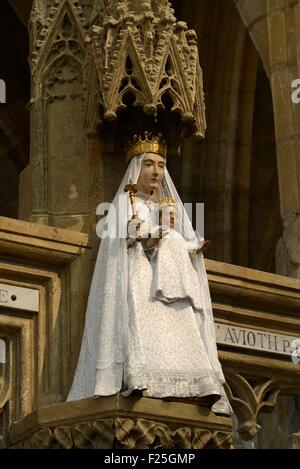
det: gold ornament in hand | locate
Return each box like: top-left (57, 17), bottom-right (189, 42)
top-left (124, 179), bottom-right (141, 242)
top-left (158, 198), bottom-right (176, 230)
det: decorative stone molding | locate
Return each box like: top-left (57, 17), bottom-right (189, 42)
top-left (84, 0), bottom-right (206, 137)
top-left (0, 216), bottom-right (90, 446)
top-left (8, 395), bottom-right (233, 449)
top-left (206, 259), bottom-right (300, 442)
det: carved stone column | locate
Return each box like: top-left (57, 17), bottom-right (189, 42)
top-left (19, 0), bottom-right (100, 234)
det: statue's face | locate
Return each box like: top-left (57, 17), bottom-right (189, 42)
top-left (137, 153), bottom-right (165, 194)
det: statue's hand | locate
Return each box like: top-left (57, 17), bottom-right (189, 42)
top-left (196, 239), bottom-right (212, 255)
top-left (127, 217), bottom-right (145, 240)
top-left (141, 226), bottom-right (169, 251)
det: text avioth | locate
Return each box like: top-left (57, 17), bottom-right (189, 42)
top-left (215, 323), bottom-right (300, 358)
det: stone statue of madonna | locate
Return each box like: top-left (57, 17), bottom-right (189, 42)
top-left (67, 133), bottom-right (232, 416)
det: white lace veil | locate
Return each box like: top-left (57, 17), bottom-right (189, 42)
top-left (67, 153), bottom-right (224, 401)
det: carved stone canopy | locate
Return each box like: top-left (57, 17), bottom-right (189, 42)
top-left (85, 0), bottom-right (207, 138)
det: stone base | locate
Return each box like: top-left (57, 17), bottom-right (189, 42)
top-left (8, 395), bottom-right (233, 449)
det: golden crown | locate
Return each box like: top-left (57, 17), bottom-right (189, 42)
top-left (158, 197), bottom-right (176, 207)
top-left (126, 131), bottom-right (167, 162)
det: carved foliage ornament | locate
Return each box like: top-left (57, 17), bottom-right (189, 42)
top-left (11, 417), bottom-right (232, 449)
top-left (224, 371), bottom-right (286, 441)
top-left (85, 0), bottom-right (207, 137)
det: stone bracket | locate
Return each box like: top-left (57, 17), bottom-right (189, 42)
top-left (8, 395), bottom-right (233, 449)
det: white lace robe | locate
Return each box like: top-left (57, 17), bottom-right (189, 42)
top-left (121, 196), bottom-right (225, 405)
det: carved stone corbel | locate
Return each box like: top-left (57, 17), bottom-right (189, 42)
top-left (114, 417), bottom-right (232, 449)
top-left (11, 416), bottom-right (232, 449)
top-left (224, 371), bottom-right (299, 441)
top-left (8, 395), bottom-right (233, 449)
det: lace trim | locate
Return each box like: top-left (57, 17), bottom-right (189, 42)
top-left (122, 367), bottom-right (222, 399)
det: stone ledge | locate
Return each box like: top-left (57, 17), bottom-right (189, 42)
top-left (0, 216), bottom-right (90, 265)
top-left (206, 258), bottom-right (300, 314)
top-left (8, 395), bottom-right (233, 449)
top-left (206, 258), bottom-right (300, 292)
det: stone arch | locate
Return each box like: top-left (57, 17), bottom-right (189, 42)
top-left (234, 0), bottom-right (269, 74)
top-left (234, 0), bottom-right (300, 279)
top-left (171, 0), bottom-right (280, 273)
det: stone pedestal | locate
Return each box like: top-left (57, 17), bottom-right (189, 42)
top-left (8, 395), bottom-right (233, 449)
